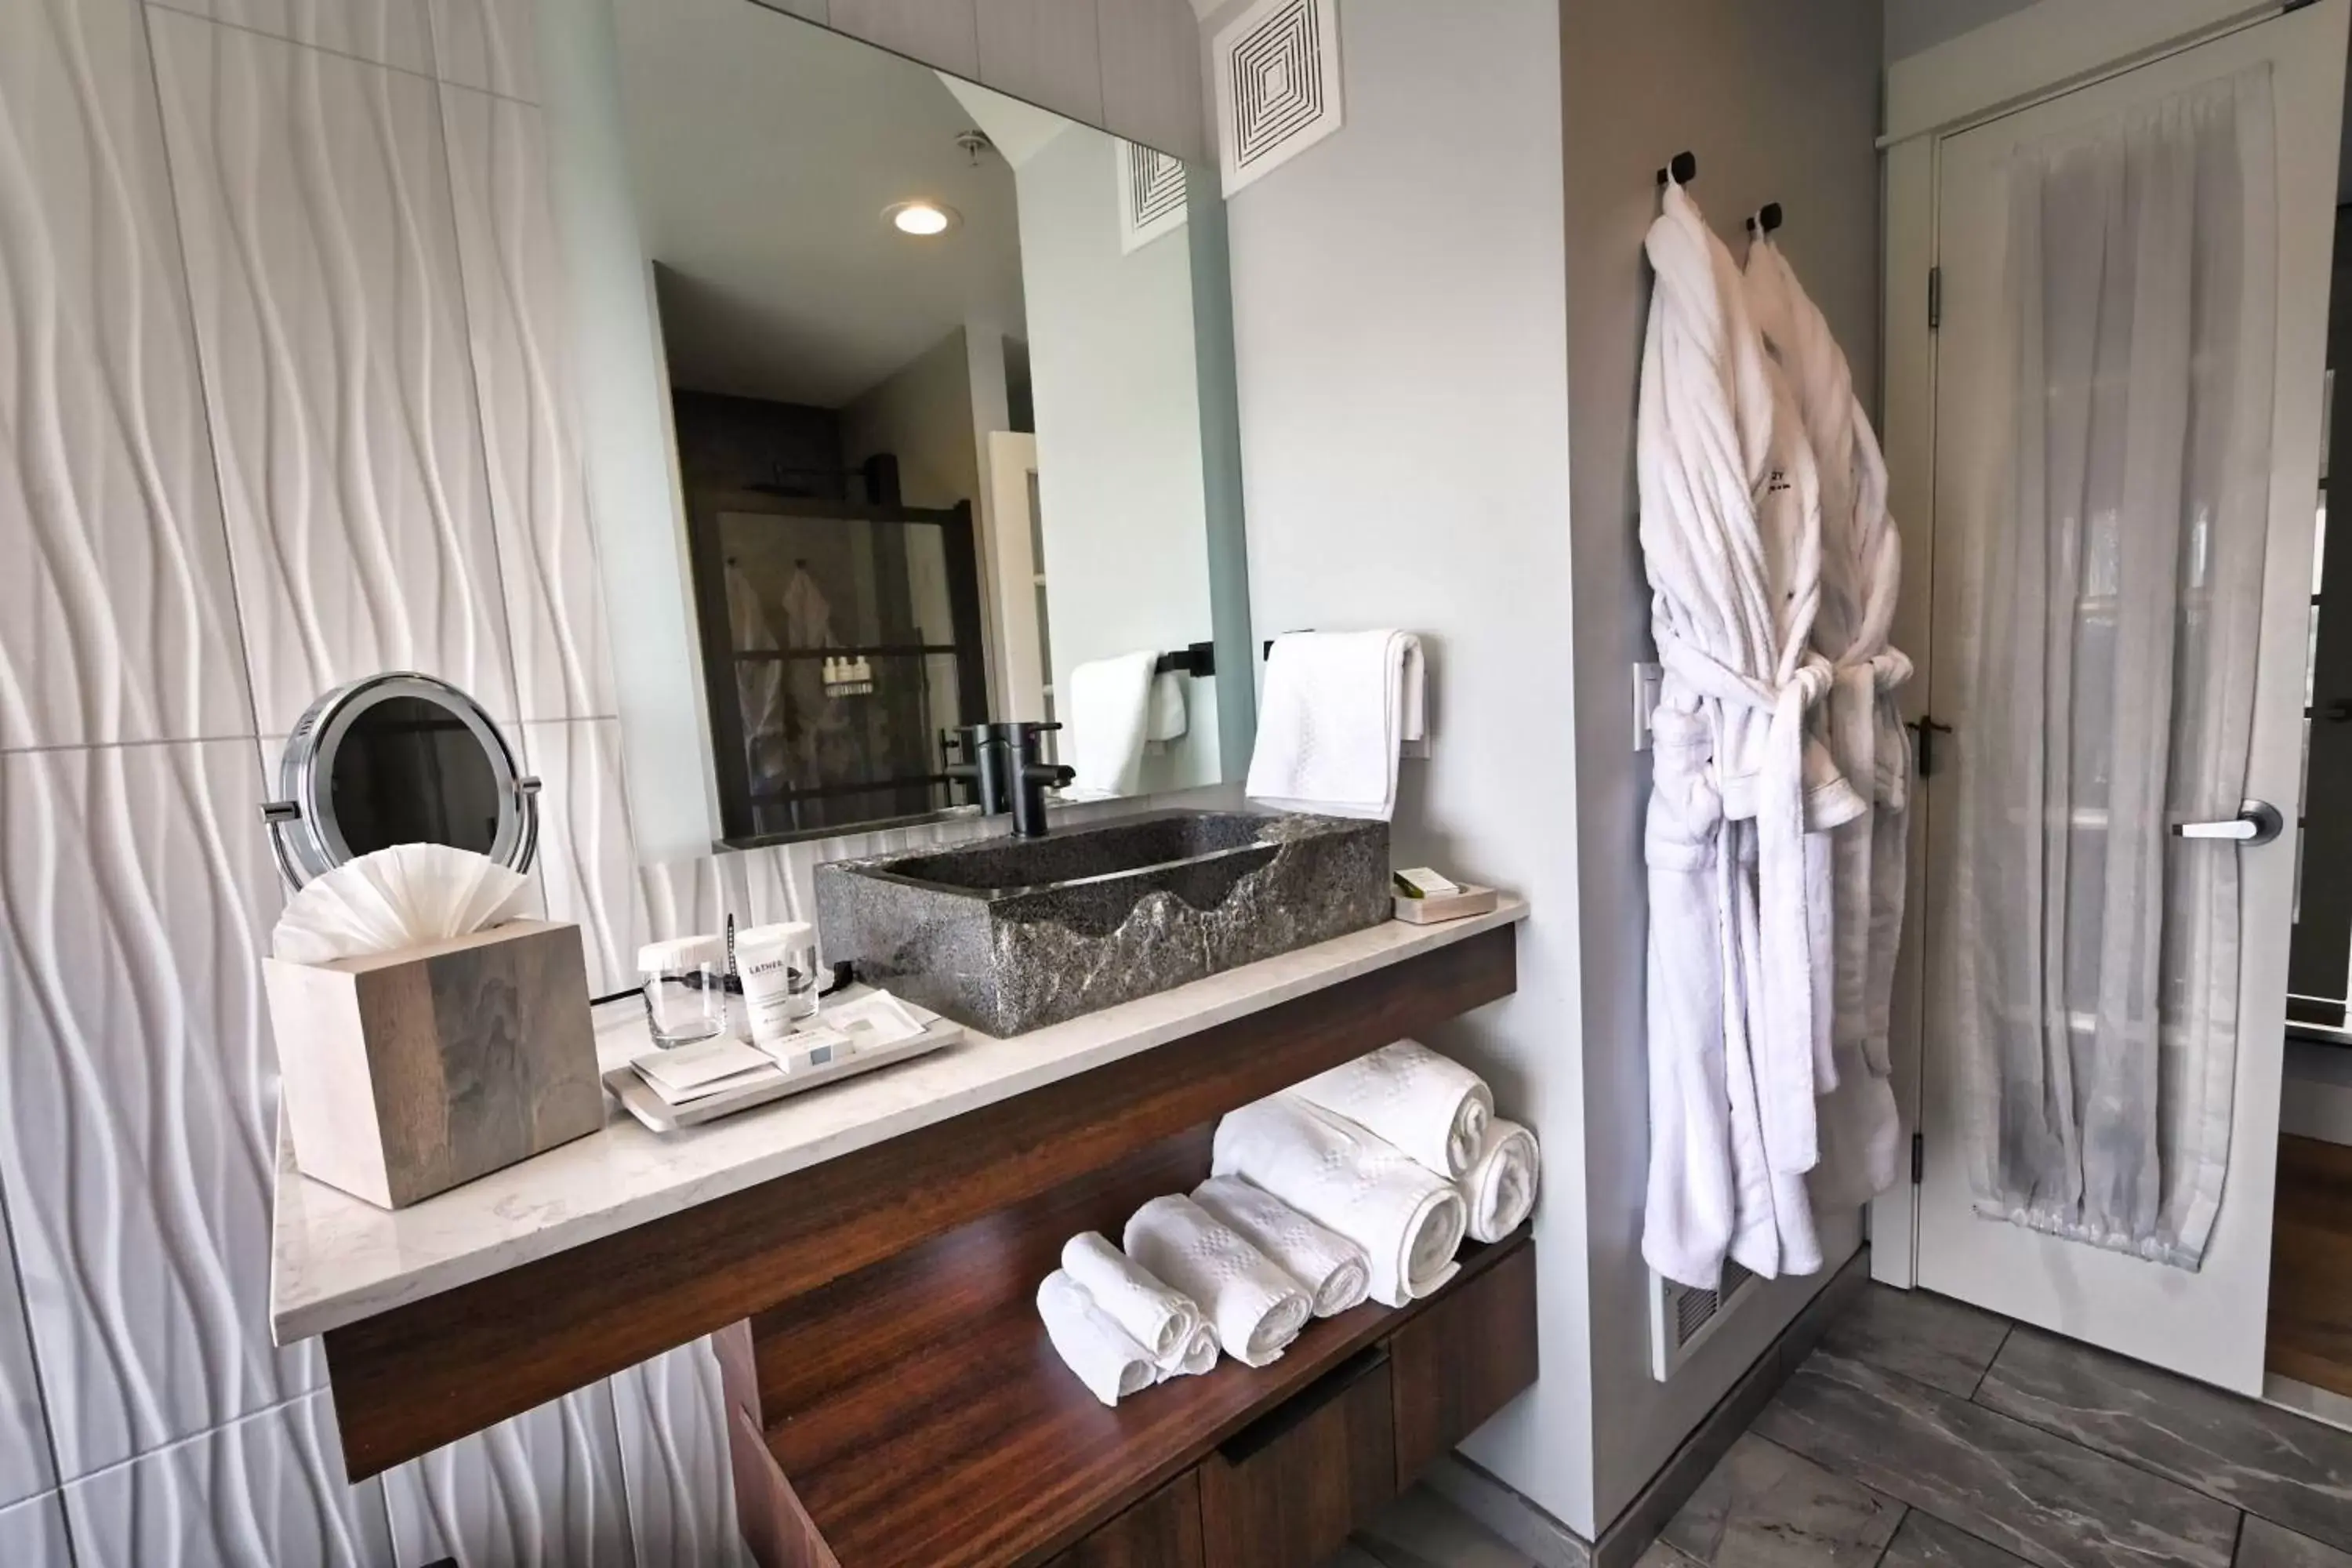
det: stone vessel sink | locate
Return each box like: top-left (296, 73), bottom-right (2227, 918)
top-left (815, 809), bottom-right (1390, 1036)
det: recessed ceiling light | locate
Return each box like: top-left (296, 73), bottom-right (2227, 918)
top-left (886, 201), bottom-right (958, 236)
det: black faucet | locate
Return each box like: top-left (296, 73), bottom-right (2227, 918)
top-left (1001, 721), bottom-right (1074, 837)
top-left (943, 724), bottom-right (1011, 815)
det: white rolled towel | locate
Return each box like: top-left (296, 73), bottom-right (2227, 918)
top-left (1462, 1119), bottom-right (1540, 1243)
top-left (1212, 1094), bottom-right (1467, 1308)
top-left (1292, 1039), bottom-right (1494, 1178)
top-left (1123, 1196), bottom-right (1312, 1368)
top-left (1036, 1269), bottom-right (1155, 1406)
top-left (1191, 1175), bottom-right (1371, 1319)
top-left (1060, 1231), bottom-right (1202, 1365)
top-left (1157, 1321), bottom-right (1219, 1383)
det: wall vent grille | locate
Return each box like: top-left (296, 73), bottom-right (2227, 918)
top-left (1650, 1261), bottom-right (1756, 1381)
top-left (1211, 0), bottom-right (1345, 196)
top-left (1116, 140), bottom-right (1188, 253)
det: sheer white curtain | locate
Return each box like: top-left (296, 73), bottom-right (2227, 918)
top-left (1953, 67), bottom-right (2277, 1269)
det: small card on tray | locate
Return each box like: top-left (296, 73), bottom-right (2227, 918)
top-left (632, 1037), bottom-right (776, 1105)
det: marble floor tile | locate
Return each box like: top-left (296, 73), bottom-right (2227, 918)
top-left (1635, 1543), bottom-right (1704, 1568)
top-left (1755, 1348), bottom-right (2240, 1568)
top-left (1657, 1433), bottom-right (1900, 1566)
top-left (2239, 1518), bottom-right (2352, 1568)
top-left (1816, 1285), bottom-right (2011, 1398)
top-left (1976, 1326), bottom-right (2352, 1553)
top-left (1878, 1511), bottom-right (2034, 1568)
top-left (1353, 1486), bottom-right (1542, 1568)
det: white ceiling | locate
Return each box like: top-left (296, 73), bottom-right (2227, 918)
top-left (612, 0), bottom-right (1032, 408)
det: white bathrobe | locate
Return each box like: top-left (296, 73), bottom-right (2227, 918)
top-left (1639, 183), bottom-right (1864, 1290)
top-left (1743, 233), bottom-right (1909, 1210)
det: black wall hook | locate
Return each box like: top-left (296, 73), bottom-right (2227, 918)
top-left (1654, 150), bottom-right (1697, 187)
top-left (1743, 201), bottom-right (1784, 235)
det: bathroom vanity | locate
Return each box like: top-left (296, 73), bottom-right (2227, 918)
top-left (270, 900), bottom-right (1533, 1567)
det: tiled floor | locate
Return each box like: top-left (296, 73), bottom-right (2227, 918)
top-left (1330, 1282), bottom-right (2352, 1568)
top-left (1656, 1283), bottom-right (2352, 1568)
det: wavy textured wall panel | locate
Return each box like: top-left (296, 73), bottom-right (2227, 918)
top-left (149, 9), bottom-right (519, 736)
top-left (61, 1391), bottom-right (393, 1566)
top-left (0, 1233), bottom-right (53, 1510)
top-left (157, 0), bottom-right (434, 74)
top-left (522, 717), bottom-right (647, 997)
top-left (641, 850), bottom-right (747, 948)
top-left (609, 1341), bottom-right (751, 1567)
top-left (441, 86), bottom-right (615, 723)
top-left (0, 1490), bottom-right (71, 1566)
top-left (0, 0), bottom-right (253, 750)
top-left (0, 742), bottom-right (317, 1481)
top-left (382, 1381), bottom-right (635, 1567)
top-left (428, 0), bottom-right (538, 100)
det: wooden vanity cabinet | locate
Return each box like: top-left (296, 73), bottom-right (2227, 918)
top-left (1389, 1237), bottom-right (1541, 1486)
top-left (1044, 1472), bottom-right (1205, 1568)
top-left (1197, 1350), bottom-right (1398, 1568)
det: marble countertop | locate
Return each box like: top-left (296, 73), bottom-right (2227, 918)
top-left (269, 898), bottom-right (1527, 1343)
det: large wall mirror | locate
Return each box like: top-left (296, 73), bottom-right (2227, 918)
top-left (601, 0), bottom-right (1254, 850)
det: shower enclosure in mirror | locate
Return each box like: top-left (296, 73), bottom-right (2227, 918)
top-left (599, 0), bottom-right (1255, 848)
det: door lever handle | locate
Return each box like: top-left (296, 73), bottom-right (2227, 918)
top-left (2172, 800), bottom-right (2284, 845)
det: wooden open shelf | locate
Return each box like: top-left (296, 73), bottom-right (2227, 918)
top-left (732, 1125), bottom-right (1537, 1568)
top-left (322, 924), bottom-right (1515, 1477)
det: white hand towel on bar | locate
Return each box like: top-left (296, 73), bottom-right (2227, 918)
top-left (1058, 1231), bottom-right (1201, 1366)
top-left (1211, 1095), bottom-right (1467, 1308)
top-left (1148, 669), bottom-right (1188, 741)
top-left (1245, 630), bottom-right (1425, 820)
top-left (1158, 1321), bottom-right (1218, 1382)
top-left (1123, 1195), bottom-right (1312, 1368)
top-left (1036, 1269), bottom-right (1156, 1406)
top-left (1191, 1174), bottom-right (1371, 1319)
top-left (1069, 651), bottom-right (1159, 795)
top-left (1461, 1119), bottom-right (1541, 1243)
top-left (1292, 1039), bottom-right (1494, 1178)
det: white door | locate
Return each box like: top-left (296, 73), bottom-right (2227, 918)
top-left (984, 430), bottom-right (1051, 723)
top-left (1915, 0), bottom-right (2345, 1394)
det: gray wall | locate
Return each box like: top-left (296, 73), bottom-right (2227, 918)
top-left (1210, 0), bottom-right (1599, 1530)
top-left (1559, 0), bottom-right (1882, 1530)
top-left (1885, 0), bottom-right (2040, 60)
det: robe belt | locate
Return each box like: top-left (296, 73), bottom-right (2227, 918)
top-left (1655, 635), bottom-right (1853, 1178)
top-left (1829, 646), bottom-right (1915, 812)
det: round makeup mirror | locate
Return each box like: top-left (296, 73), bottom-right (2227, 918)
top-left (260, 673), bottom-right (540, 888)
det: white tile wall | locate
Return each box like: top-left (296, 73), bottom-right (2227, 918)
top-left (426, 0), bottom-right (539, 101)
top-left (441, 84), bottom-right (616, 724)
top-left (522, 717), bottom-right (648, 996)
top-left (0, 742), bottom-right (314, 1482)
top-left (0, 1490), bottom-right (72, 1568)
top-left (150, 5), bottom-right (519, 736)
top-left (0, 0), bottom-right (253, 751)
top-left (0, 1226), bottom-right (54, 1511)
top-left (151, 0), bottom-right (435, 74)
top-left (381, 1382), bottom-right (635, 1567)
top-left (60, 1392), bottom-right (394, 1568)
top-left (608, 1341), bottom-right (752, 1568)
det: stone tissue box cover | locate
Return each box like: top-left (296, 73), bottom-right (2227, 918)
top-left (262, 920), bottom-right (603, 1209)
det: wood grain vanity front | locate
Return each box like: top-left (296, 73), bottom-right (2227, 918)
top-left (1388, 1238), bottom-right (1541, 1486)
top-left (1199, 1350), bottom-right (1398, 1568)
top-left (323, 924), bottom-right (1515, 1477)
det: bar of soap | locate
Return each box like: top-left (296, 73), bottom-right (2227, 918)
top-left (1392, 867), bottom-right (1461, 899)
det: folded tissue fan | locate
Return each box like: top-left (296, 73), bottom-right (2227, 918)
top-left (262, 843), bottom-right (601, 1209)
top-left (271, 842), bottom-right (535, 964)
